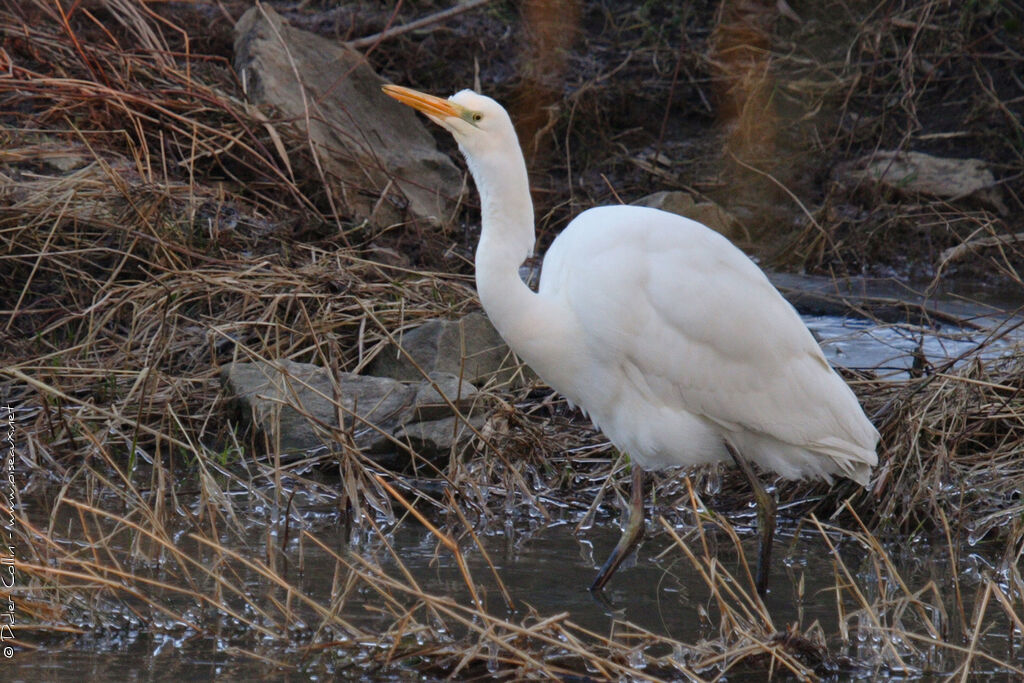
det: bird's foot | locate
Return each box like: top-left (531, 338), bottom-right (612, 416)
top-left (590, 465), bottom-right (646, 592)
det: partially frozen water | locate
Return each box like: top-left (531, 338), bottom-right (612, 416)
top-left (770, 272), bottom-right (1024, 376)
top-left (807, 313), bottom-right (1019, 377)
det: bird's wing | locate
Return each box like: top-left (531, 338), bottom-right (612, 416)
top-left (543, 206), bottom-right (878, 475)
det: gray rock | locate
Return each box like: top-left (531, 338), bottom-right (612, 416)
top-left (233, 5), bottom-right (462, 226)
top-left (633, 191), bottom-right (748, 242)
top-left (395, 417), bottom-right (476, 460)
top-left (411, 373), bottom-right (479, 421)
top-left (369, 311), bottom-right (534, 389)
top-left (832, 151), bottom-right (1006, 213)
top-left (220, 360), bottom-right (482, 467)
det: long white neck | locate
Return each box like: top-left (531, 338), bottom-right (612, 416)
top-left (462, 141), bottom-right (541, 347)
top-left (457, 125), bottom-right (580, 400)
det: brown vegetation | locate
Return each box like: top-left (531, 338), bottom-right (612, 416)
top-left (2, 0), bottom-right (1023, 678)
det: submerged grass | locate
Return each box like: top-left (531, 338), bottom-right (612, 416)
top-left (2, 0), bottom-right (1023, 679)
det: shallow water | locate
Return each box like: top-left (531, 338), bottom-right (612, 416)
top-left (783, 272), bottom-right (1024, 377)
top-left (10, 500), bottom-right (1019, 680)
top-left (807, 312), bottom-right (1018, 377)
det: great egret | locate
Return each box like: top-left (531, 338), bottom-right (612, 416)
top-left (382, 84), bottom-right (880, 596)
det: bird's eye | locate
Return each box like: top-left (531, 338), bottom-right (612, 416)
top-left (472, 112), bottom-right (483, 123)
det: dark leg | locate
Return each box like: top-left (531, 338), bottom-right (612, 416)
top-left (591, 464), bottom-right (646, 592)
top-left (724, 440), bottom-right (776, 597)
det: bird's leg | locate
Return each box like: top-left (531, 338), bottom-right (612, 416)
top-left (590, 463), bottom-right (646, 592)
top-left (724, 441), bottom-right (776, 597)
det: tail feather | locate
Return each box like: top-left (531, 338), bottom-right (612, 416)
top-left (734, 431), bottom-right (878, 487)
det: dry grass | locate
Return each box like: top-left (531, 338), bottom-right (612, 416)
top-left (2, 0), bottom-right (1023, 679)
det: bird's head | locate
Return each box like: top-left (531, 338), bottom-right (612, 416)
top-left (382, 85), bottom-right (515, 159)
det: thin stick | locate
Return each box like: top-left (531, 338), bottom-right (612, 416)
top-left (346, 0), bottom-right (493, 50)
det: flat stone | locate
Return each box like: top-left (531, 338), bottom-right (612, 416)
top-left (220, 360), bottom-right (482, 467)
top-left (832, 150), bottom-right (1005, 213)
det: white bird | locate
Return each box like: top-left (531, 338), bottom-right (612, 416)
top-left (382, 84), bottom-right (879, 595)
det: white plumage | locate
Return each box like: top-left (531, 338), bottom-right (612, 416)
top-left (382, 84), bottom-right (879, 594)
top-left (532, 204), bottom-right (877, 483)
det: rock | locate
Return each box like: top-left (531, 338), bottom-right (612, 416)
top-left (633, 191), bottom-right (748, 241)
top-left (832, 151), bottom-right (1005, 213)
top-left (411, 373), bottom-right (478, 421)
top-left (940, 231), bottom-right (1024, 265)
top-left (401, 374), bottom-right (487, 455)
top-left (220, 360), bottom-right (482, 467)
top-left (233, 5), bottom-right (462, 226)
top-left (221, 359), bottom-right (412, 455)
top-left (395, 417), bottom-right (475, 460)
top-left (369, 311), bottom-right (534, 389)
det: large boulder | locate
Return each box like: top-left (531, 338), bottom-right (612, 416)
top-left (233, 5), bottom-right (462, 226)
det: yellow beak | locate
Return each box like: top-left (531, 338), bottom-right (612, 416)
top-left (382, 84), bottom-right (462, 119)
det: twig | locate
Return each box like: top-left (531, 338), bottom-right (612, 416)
top-left (346, 0), bottom-right (493, 50)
